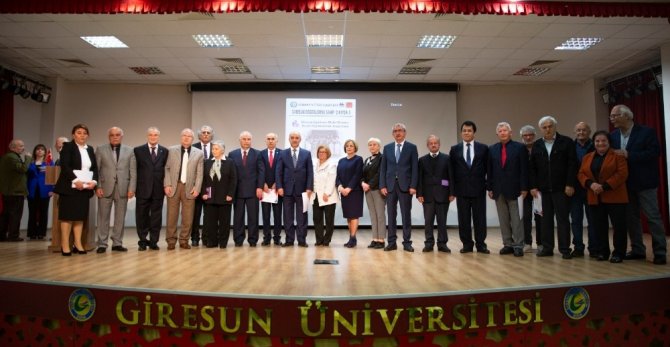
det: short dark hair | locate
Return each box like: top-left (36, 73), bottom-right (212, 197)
top-left (592, 130), bottom-right (611, 144)
top-left (71, 123), bottom-right (89, 136)
top-left (461, 120), bottom-right (477, 133)
top-left (32, 144), bottom-right (46, 161)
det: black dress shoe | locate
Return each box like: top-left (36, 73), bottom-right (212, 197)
top-left (653, 257), bottom-right (667, 265)
top-left (112, 246), bottom-right (128, 252)
top-left (460, 248), bottom-right (473, 254)
top-left (249, 243), bottom-right (257, 247)
top-left (274, 241), bottom-right (281, 246)
top-left (513, 248), bottom-right (524, 257)
top-left (367, 241), bottom-right (378, 248)
top-left (422, 246), bottom-right (433, 252)
top-left (61, 249), bottom-right (72, 256)
top-left (298, 243), bottom-right (308, 248)
top-left (149, 245), bottom-right (160, 250)
top-left (403, 246), bottom-right (414, 252)
top-left (138, 245), bottom-right (147, 251)
top-left (477, 248), bottom-right (491, 254)
top-left (205, 244), bottom-right (217, 248)
top-left (571, 249), bottom-right (584, 257)
top-left (219, 245), bottom-right (227, 249)
top-left (596, 254), bottom-right (608, 261)
top-left (261, 241), bottom-right (271, 247)
top-left (536, 250), bottom-right (554, 257)
top-left (499, 246), bottom-right (514, 255)
top-left (96, 247), bottom-right (107, 254)
top-left (374, 242), bottom-right (385, 249)
top-left (384, 244), bottom-right (397, 251)
top-left (437, 246), bottom-right (451, 253)
top-left (561, 253), bottom-right (573, 259)
top-left (281, 243), bottom-right (294, 247)
top-left (624, 252), bottom-right (646, 260)
top-left (192, 240), bottom-right (199, 247)
top-left (610, 256), bottom-right (623, 263)
top-left (234, 243), bottom-right (243, 247)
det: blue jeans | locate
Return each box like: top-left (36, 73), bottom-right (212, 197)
top-left (570, 189), bottom-right (595, 253)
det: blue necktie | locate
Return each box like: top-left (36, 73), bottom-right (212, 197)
top-left (395, 143), bottom-right (401, 162)
top-left (466, 143), bottom-right (472, 168)
top-left (292, 149), bottom-right (298, 167)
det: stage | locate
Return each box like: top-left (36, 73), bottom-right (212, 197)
top-left (1, 228), bottom-right (669, 345)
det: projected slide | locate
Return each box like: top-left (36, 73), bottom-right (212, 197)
top-left (285, 98), bottom-right (356, 159)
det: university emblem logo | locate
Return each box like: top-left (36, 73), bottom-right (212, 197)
top-left (563, 287), bottom-right (590, 320)
top-left (68, 288), bottom-right (96, 322)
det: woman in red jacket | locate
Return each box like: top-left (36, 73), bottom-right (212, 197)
top-left (578, 130), bottom-right (628, 263)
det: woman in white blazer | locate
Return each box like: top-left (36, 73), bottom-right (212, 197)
top-left (312, 145), bottom-right (339, 246)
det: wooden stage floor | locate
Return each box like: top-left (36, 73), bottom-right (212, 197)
top-left (0, 228), bottom-right (668, 298)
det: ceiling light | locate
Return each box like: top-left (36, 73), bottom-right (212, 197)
top-left (554, 37), bottom-right (602, 51)
top-left (417, 35), bottom-right (457, 49)
top-left (399, 66), bottom-right (431, 75)
top-left (81, 36), bottom-right (128, 48)
top-left (129, 67), bottom-right (165, 75)
top-left (306, 35), bottom-right (343, 48)
top-left (311, 66), bottom-right (340, 74)
top-left (221, 65), bottom-right (252, 74)
top-left (193, 34), bottom-right (233, 48)
top-left (513, 67), bottom-right (550, 76)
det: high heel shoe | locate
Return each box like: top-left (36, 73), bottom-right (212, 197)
top-left (61, 249), bottom-right (72, 256)
top-left (73, 246), bottom-right (87, 255)
top-left (344, 237), bottom-right (357, 248)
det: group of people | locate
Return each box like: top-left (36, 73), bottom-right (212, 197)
top-left (0, 103), bottom-right (666, 265)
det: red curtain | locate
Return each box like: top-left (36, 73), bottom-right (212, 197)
top-left (0, 89), bottom-right (13, 213)
top-left (0, 1), bottom-right (669, 17)
top-left (607, 70), bottom-right (669, 234)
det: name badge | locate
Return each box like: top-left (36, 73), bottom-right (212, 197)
top-left (441, 179), bottom-right (449, 187)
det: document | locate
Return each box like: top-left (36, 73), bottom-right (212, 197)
top-left (73, 170), bottom-right (93, 183)
top-left (518, 196), bottom-right (524, 219)
top-left (262, 189), bottom-right (278, 204)
top-left (532, 192), bottom-right (543, 216)
top-left (302, 192), bottom-right (310, 213)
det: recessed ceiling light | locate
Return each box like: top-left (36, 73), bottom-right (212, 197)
top-left (417, 35), bottom-right (457, 49)
top-left (311, 66), bottom-right (340, 74)
top-left (513, 67), bottom-right (550, 76)
top-left (221, 65), bottom-right (252, 74)
top-left (130, 67), bottom-right (164, 75)
top-left (399, 66), bottom-right (432, 75)
top-left (193, 34), bottom-right (233, 48)
top-left (554, 37), bottom-right (602, 51)
top-left (81, 36), bottom-right (128, 48)
top-left (306, 35), bottom-right (343, 48)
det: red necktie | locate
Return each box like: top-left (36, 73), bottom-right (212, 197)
top-left (501, 142), bottom-right (507, 168)
top-left (242, 150), bottom-right (247, 167)
top-left (269, 150), bottom-right (274, 168)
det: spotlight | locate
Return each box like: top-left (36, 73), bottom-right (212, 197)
top-left (39, 92), bottom-right (51, 103)
top-left (601, 92), bottom-right (609, 104)
top-left (0, 79), bottom-right (10, 90)
top-left (622, 89), bottom-right (631, 99)
top-left (19, 84), bottom-right (31, 99)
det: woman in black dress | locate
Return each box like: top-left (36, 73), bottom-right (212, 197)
top-left (337, 139), bottom-right (364, 248)
top-left (53, 124), bottom-right (98, 256)
top-left (201, 141), bottom-right (237, 248)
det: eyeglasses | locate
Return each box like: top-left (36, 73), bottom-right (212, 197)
top-left (201, 131), bottom-right (211, 134)
top-left (609, 113), bottom-right (622, 119)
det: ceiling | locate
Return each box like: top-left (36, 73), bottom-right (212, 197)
top-left (0, 11), bottom-right (668, 86)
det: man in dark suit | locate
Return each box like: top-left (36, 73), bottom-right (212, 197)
top-left (529, 116), bottom-right (578, 259)
top-left (450, 120), bottom-right (490, 254)
top-left (191, 125), bottom-right (214, 246)
top-left (276, 131), bottom-right (313, 247)
top-left (380, 122), bottom-right (419, 252)
top-left (0, 139), bottom-right (29, 242)
top-left (610, 104), bottom-right (667, 265)
top-left (417, 135), bottom-right (454, 253)
top-left (228, 131), bottom-right (265, 247)
top-left (134, 127), bottom-right (168, 251)
top-left (487, 122), bottom-right (528, 257)
top-left (570, 122), bottom-right (595, 257)
top-left (260, 132), bottom-right (282, 246)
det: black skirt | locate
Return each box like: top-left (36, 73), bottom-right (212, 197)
top-left (58, 191), bottom-right (92, 221)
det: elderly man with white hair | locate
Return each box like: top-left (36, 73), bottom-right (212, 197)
top-left (529, 116), bottom-right (578, 259)
top-left (0, 139), bottom-right (29, 242)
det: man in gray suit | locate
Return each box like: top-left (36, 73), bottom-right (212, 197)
top-left (95, 127), bottom-right (137, 253)
top-left (164, 128), bottom-right (204, 250)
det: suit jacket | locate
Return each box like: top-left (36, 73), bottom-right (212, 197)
top-left (449, 141), bottom-right (488, 198)
top-left (417, 152), bottom-right (453, 203)
top-left (529, 133), bottom-right (577, 192)
top-left (260, 147), bottom-right (281, 187)
top-left (27, 162), bottom-right (54, 198)
top-left (276, 147), bottom-right (313, 196)
top-left (163, 145), bottom-right (204, 199)
top-left (54, 141), bottom-right (98, 197)
top-left (193, 142), bottom-right (214, 160)
top-left (95, 144), bottom-right (137, 197)
top-left (201, 158), bottom-right (237, 205)
top-left (0, 151), bottom-right (29, 196)
top-left (487, 140), bottom-right (528, 200)
top-left (610, 124), bottom-right (660, 191)
top-left (134, 143), bottom-right (168, 200)
top-left (578, 150), bottom-right (628, 205)
top-left (379, 141), bottom-right (419, 192)
top-left (228, 148), bottom-right (265, 198)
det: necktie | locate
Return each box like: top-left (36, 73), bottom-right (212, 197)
top-left (431, 153), bottom-right (437, 159)
top-left (501, 142), bottom-right (507, 168)
top-left (242, 150), bottom-right (247, 167)
top-left (292, 149), bottom-right (298, 167)
top-left (113, 145), bottom-right (120, 162)
top-left (395, 143), bottom-right (401, 162)
top-left (151, 146), bottom-right (156, 162)
top-left (269, 150), bottom-right (274, 168)
top-left (180, 149), bottom-right (189, 184)
top-left (203, 144), bottom-right (208, 159)
top-left (466, 143), bottom-right (472, 168)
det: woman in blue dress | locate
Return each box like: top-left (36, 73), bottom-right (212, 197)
top-left (337, 139), bottom-right (364, 248)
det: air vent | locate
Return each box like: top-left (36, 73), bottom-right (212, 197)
top-left (130, 67), bottom-right (165, 75)
top-left (216, 58), bottom-right (245, 64)
top-left (513, 67), bottom-right (550, 76)
top-left (220, 65), bottom-right (252, 74)
top-left (179, 12), bottom-right (215, 20)
top-left (529, 60), bottom-right (560, 67)
top-left (399, 66), bottom-right (431, 75)
top-left (57, 59), bottom-right (91, 67)
top-left (406, 59), bottom-right (435, 66)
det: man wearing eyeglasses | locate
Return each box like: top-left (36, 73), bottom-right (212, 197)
top-left (610, 104), bottom-right (667, 265)
top-left (191, 125), bottom-right (214, 247)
